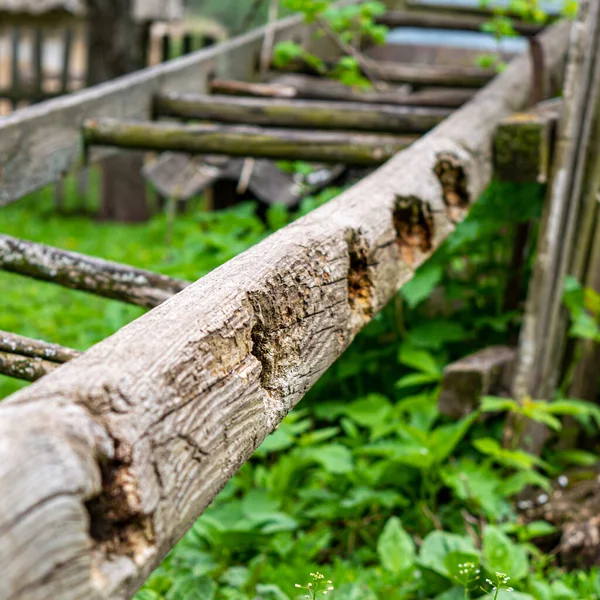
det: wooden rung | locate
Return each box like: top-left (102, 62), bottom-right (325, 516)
top-left (211, 76), bottom-right (475, 108)
top-left (0, 330), bottom-right (81, 364)
top-left (493, 98), bottom-right (561, 184)
top-left (153, 93), bottom-right (451, 134)
top-left (0, 235), bottom-right (190, 309)
top-left (83, 118), bottom-right (418, 166)
top-left (0, 351), bottom-right (59, 382)
top-left (377, 10), bottom-right (545, 37)
top-left (275, 61), bottom-right (495, 88)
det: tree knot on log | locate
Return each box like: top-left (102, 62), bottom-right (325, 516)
top-left (434, 152), bottom-right (470, 220)
top-left (85, 449), bottom-right (155, 561)
top-left (345, 230), bottom-right (374, 323)
top-left (393, 195), bottom-right (434, 265)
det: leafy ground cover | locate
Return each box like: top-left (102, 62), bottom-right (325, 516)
top-left (2, 176), bottom-right (600, 600)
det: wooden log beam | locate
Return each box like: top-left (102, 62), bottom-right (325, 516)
top-left (0, 235), bottom-right (190, 309)
top-left (0, 330), bottom-right (81, 364)
top-left (153, 93), bottom-right (450, 134)
top-left (377, 10), bottom-right (545, 37)
top-left (0, 352), bottom-right (60, 382)
top-left (82, 119), bottom-right (418, 166)
top-left (493, 98), bottom-right (561, 183)
top-left (0, 19), bottom-right (571, 600)
top-left (211, 75), bottom-right (476, 107)
top-left (276, 60), bottom-right (495, 88)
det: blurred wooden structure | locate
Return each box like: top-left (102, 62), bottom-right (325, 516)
top-left (0, 0), bottom-right (185, 114)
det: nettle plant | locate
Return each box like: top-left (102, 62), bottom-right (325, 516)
top-left (478, 0), bottom-right (578, 71)
top-left (274, 0), bottom-right (388, 88)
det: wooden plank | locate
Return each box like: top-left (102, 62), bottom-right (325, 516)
top-left (32, 28), bottom-right (44, 101)
top-left (378, 10), bottom-right (545, 37)
top-left (0, 8), bottom-right (332, 207)
top-left (82, 118), bottom-right (418, 165)
top-left (10, 26), bottom-right (20, 111)
top-left (61, 28), bottom-right (74, 95)
top-left (0, 20), bottom-right (571, 600)
top-left (154, 93), bottom-right (451, 133)
top-left (0, 235), bottom-right (191, 309)
top-left (276, 60), bottom-right (495, 88)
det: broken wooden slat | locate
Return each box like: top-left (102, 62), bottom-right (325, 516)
top-left (143, 153), bottom-right (345, 205)
top-left (0, 235), bottom-right (190, 309)
top-left (0, 351), bottom-right (60, 382)
top-left (493, 98), bottom-right (561, 183)
top-left (83, 119), bottom-right (418, 166)
top-left (276, 60), bottom-right (495, 88)
top-left (377, 10), bottom-right (545, 37)
top-left (0, 330), bottom-right (81, 364)
top-left (0, 19), bottom-right (572, 600)
top-left (212, 75), bottom-right (475, 107)
top-left (439, 346), bottom-right (516, 419)
top-left (154, 93), bottom-right (450, 134)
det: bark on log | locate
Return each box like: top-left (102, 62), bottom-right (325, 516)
top-left (0, 19), bottom-right (571, 600)
top-left (154, 93), bottom-right (450, 134)
top-left (0, 330), bottom-right (81, 364)
top-left (211, 75), bottom-right (475, 107)
top-left (83, 120), bottom-right (418, 166)
top-left (377, 10), bottom-right (545, 37)
top-left (0, 351), bottom-right (60, 382)
top-left (276, 60), bottom-right (495, 88)
top-left (0, 235), bottom-right (190, 309)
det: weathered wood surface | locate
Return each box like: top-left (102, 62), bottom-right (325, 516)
top-left (0, 235), bottom-right (190, 308)
top-left (212, 75), bottom-right (475, 107)
top-left (154, 93), bottom-right (450, 133)
top-left (0, 6), bottom-right (335, 206)
top-left (493, 98), bottom-right (561, 184)
top-left (277, 60), bottom-right (495, 88)
top-left (514, 0), bottom-right (600, 403)
top-left (0, 330), bottom-right (81, 364)
top-left (0, 19), bottom-right (571, 600)
top-left (0, 351), bottom-right (60, 382)
top-left (83, 119), bottom-right (418, 165)
top-left (377, 10), bottom-right (545, 37)
top-left (438, 346), bottom-right (516, 419)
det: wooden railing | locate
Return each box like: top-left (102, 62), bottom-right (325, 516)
top-left (0, 3), bottom-right (573, 599)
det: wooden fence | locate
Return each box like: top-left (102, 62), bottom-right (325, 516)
top-left (0, 23), bottom-right (217, 115)
top-left (0, 2), bottom-right (577, 599)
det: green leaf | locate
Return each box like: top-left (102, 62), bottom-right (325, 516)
top-left (304, 443), bottom-right (354, 474)
top-left (167, 575), bottom-right (216, 600)
top-left (483, 525), bottom-right (528, 581)
top-left (377, 516), bottom-right (416, 575)
top-left (406, 320), bottom-right (468, 351)
top-left (344, 394), bottom-right (392, 429)
top-left (254, 584), bottom-right (290, 600)
top-left (428, 413), bottom-right (478, 465)
top-left (554, 449), bottom-right (599, 467)
top-left (502, 470), bottom-right (551, 497)
top-left (401, 264), bottom-right (443, 309)
top-left (398, 345), bottom-right (441, 376)
top-left (395, 372), bottom-right (441, 389)
top-left (418, 531), bottom-right (478, 577)
top-left (480, 396), bottom-right (519, 413)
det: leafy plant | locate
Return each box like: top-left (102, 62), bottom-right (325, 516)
top-left (273, 0), bottom-right (388, 88)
